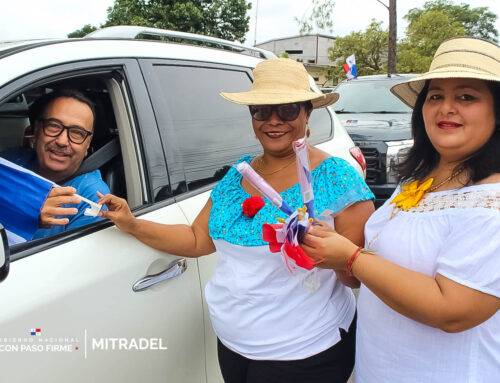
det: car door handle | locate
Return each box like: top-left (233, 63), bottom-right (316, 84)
top-left (133, 258), bottom-right (187, 292)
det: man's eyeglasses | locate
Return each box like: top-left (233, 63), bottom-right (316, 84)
top-left (40, 119), bottom-right (93, 144)
top-left (249, 102), bottom-right (303, 122)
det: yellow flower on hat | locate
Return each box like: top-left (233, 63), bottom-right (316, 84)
top-left (391, 178), bottom-right (434, 211)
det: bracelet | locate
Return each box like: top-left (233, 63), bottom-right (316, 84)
top-left (346, 247), bottom-right (377, 277)
top-left (346, 246), bottom-right (362, 277)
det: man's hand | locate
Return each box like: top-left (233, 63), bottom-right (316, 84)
top-left (39, 186), bottom-right (80, 228)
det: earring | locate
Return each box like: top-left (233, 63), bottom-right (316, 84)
top-left (306, 125), bottom-right (311, 138)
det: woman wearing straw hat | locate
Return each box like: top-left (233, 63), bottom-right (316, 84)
top-left (97, 58), bottom-right (374, 382)
top-left (302, 36), bottom-right (500, 382)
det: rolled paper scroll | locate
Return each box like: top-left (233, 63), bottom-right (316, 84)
top-left (293, 138), bottom-right (315, 220)
top-left (236, 162), bottom-right (294, 216)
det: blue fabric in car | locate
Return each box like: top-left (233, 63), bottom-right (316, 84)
top-left (1, 148), bottom-right (109, 241)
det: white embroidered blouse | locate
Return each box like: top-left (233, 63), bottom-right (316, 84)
top-left (356, 182), bottom-right (500, 383)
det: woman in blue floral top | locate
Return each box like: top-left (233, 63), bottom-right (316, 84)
top-left (98, 58), bottom-right (374, 383)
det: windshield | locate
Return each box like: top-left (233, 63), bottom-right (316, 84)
top-left (333, 79), bottom-right (412, 113)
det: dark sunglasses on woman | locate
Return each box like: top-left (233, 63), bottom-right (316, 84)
top-left (249, 102), bottom-right (303, 121)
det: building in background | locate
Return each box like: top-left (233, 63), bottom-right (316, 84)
top-left (256, 34), bottom-right (337, 87)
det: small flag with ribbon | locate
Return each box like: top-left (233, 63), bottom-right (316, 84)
top-left (235, 142), bottom-right (317, 274)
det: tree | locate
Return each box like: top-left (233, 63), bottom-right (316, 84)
top-left (203, 0), bottom-right (252, 42)
top-left (406, 0), bottom-right (498, 42)
top-left (295, 0), bottom-right (335, 35)
top-left (326, 20), bottom-right (388, 84)
top-left (68, 0), bottom-right (251, 43)
top-left (68, 24), bottom-right (98, 38)
top-left (397, 10), bottom-right (464, 73)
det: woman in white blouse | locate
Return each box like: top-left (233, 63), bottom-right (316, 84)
top-left (303, 36), bottom-right (500, 383)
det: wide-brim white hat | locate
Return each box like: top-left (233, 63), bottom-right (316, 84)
top-left (220, 58), bottom-right (338, 109)
top-left (391, 36), bottom-right (500, 108)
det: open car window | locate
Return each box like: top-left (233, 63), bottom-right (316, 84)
top-left (0, 67), bottom-right (147, 255)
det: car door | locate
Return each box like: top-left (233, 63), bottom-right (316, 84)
top-left (0, 59), bottom-right (207, 383)
top-left (139, 58), bottom-right (264, 383)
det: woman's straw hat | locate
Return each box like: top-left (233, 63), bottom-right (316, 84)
top-left (391, 36), bottom-right (500, 108)
top-left (220, 58), bottom-right (338, 109)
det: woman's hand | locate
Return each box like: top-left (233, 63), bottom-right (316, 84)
top-left (301, 221), bottom-right (359, 270)
top-left (97, 192), bottom-right (136, 233)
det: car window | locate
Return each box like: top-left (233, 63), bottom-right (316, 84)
top-left (147, 64), bottom-right (261, 195)
top-left (0, 66), bottom-right (143, 252)
top-left (145, 63), bottom-right (334, 197)
top-left (333, 80), bottom-right (411, 113)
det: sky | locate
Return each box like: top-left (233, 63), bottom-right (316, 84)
top-left (0, 0), bottom-right (499, 44)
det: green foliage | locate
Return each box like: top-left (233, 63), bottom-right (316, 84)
top-left (278, 52), bottom-right (289, 58)
top-left (68, 0), bottom-right (251, 43)
top-left (326, 20), bottom-right (388, 83)
top-left (295, 0), bottom-right (335, 35)
top-left (405, 0), bottom-right (498, 42)
top-left (67, 24), bottom-right (98, 38)
top-left (203, 0), bottom-right (252, 42)
top-left (397, 10), bottom-right (465, 73)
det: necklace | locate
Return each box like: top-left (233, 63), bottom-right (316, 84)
top-left (368, 167), bottom-right (465, 248)
top-left (253, 156), bottom-right (296, 176)
top-left (391, 167), bottom-right (465, 212)
top-left (428, 167), bottom-right (465, 192)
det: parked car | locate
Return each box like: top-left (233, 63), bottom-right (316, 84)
top-left (333, 74), bottom-right (417, 206)
top-left (0, 26), bottom-right (365, 383)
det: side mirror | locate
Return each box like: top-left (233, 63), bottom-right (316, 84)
top-left (0, 224), bottom-right (10, 282)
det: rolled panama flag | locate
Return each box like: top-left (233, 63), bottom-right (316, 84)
top-left (293, 137), bottom-right (315, 221)
top-left (0, 157), bottom-right (102, 244)
top-left (0, 157), bottom-right (53, 242)
top-left (236, 161), bottom-right (294, 216)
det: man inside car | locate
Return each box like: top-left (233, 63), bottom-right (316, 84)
top-left (0, 89), bottom-right (109, 243)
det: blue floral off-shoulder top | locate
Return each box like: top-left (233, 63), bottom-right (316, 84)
top-left (209, 155), bottom-right (374, 246)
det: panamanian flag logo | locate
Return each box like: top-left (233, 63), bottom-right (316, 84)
top-left (30, 328), bottom-right (41, 336)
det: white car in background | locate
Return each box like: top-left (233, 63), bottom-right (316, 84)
top-left (0, 26), bottom-right (365, 383)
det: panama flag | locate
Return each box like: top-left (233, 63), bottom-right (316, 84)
top-left (343, 54), bottom-right (357, 80)
top-left (0, 157), bottom-right (53, 244)
top-left (30, 328), bottom-right (41, 336)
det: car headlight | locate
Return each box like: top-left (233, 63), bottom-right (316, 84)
top-left (386, 140), bottom-right (413, 184)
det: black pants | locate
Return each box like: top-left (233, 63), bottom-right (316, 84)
top-left (217, 314), bottom-right (356, 383)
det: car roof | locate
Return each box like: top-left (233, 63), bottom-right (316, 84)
top-left (0, 26), bottom-right (275, 88)
top-left (0, 39), bottom-right (264, 88)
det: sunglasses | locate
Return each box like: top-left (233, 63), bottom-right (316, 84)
top-left (249, 102), bottom-right (303, 121)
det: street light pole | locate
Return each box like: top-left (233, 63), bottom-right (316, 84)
top-left (254, 0), bottom-right (259, 46)
top-left (376, 0), bottom-right (397, 75)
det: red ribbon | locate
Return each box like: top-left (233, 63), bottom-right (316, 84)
top-left (262, 223), bottom-right (315, 271)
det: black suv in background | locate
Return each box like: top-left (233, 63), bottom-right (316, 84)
top-left (333, 74), bottom-right (417, 206)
